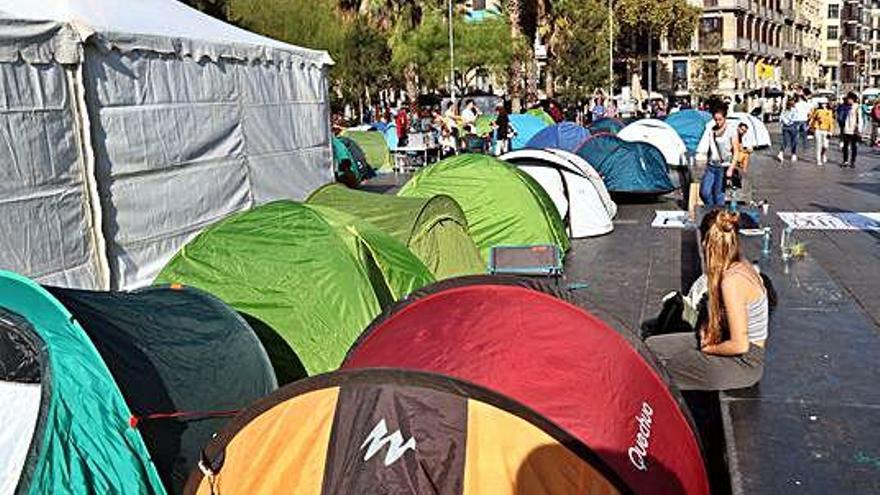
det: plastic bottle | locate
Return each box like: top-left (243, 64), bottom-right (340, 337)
top-left (762, 227), bottom-right (772, 255)
top-left (781, 226), bottom-right (793, 260)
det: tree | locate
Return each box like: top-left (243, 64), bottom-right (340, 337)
top-left (391, 9), bottom-right (516, 97)
top-left (181, 0), bottom-right (231, 21)
top-left (545, 0), bottom-right (612, 104)
top-left (614, 0), bottom-right (700, 94)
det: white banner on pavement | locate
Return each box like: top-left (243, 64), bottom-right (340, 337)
top-left (777, 212), bottom-right (880, 231)
top-left (652, 210), bottom-right (691, 229)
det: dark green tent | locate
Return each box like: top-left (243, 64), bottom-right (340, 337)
top-left (341, 130), bottom-right (393, 171)
top-left (398, 155), bottom-right (570, 261)
top-left (0, 271), bottom-right (166, 495)
top-left (307, 184), bottom-right (485, 279)
top-left (156, 201), bottom-right (435, 383)
top-left (46, 284), bottom-right (277, 495)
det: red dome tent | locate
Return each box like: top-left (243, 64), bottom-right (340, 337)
top-left (344, 276), bottom-right (709, 495)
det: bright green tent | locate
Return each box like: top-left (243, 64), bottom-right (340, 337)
top-left (474, 114), bottom-right (497, 137)
top-left (156, 201), bottom-right (434, 382)
top-left (526, 108), bottom-right (556, 126)
top-left (398, 155), bottom-right (570, 261)
top-left (307, 184), bottom-right (485, 279)
top-left (0, 271), bottom-right (166, 495)
top-left (342, 130), bottom-right (393, 171)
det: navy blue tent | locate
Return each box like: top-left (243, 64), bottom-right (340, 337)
top-left (589, 117), bottom-right (626, 135)
top-left (665, 110), bottom-right (712, 154)
top-left (576, 133), bottom-right (675, 194)
top-left (525, 122), bottom-right (591, 152)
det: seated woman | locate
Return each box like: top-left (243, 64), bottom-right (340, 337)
top-left (645, 208), bottom-right (768, 391)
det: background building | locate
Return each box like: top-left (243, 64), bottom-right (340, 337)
top-left (821, 0), bottom-right (871, 92)
top-left (633, 0), bottom-right (824, 100)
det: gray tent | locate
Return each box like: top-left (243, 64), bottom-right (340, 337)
top-left (0, 0), bottom-right (333, 290)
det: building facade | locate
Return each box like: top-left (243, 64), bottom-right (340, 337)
top-left (820, 0), bottom-right (871, 92)
top-left (642, 0), bottom-right (823, 100)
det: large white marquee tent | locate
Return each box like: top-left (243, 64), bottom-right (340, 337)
top-left (0, 0), bottom-right (333, 290)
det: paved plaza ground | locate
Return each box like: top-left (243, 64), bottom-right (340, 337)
top-left (366, 130), bottom-right (880, 493)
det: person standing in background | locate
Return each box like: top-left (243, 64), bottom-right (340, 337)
top-left (839, 92), bottom-right (861, 168)
top-left (591, 97), bottom-right (606, 121)
top-left (778, 100), bottom-right (799, 162)
top-left (395, 107), bottom-right (409, 147)
top-left (794, 95), bottom-right (813, 147)
top-left (460, 99), bottom-right (480, 127)
top-left (605, 99), bottom-right (619, 119)
top-left (492, 104), bottom-right (511, 156)
top-left (809, 102), bottom-right (834, 165)
top-left (549, 101), bottom-right (564, 122)
top-left (696, 103), bottom-right (738, 208)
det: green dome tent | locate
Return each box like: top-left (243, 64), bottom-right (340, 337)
top-left (156, 201), bottom-right (434, 383)
top-left (526, 107), bottom-right (556, 126)
top-left (341, 130), bottom-right (393, 171)
top-left (307, 184), bottom-right (485, 279)
top-left (398, 155), bottom-right (570, 261)
top-left (474, 114), bottom-right (496, 136)
top-left (0, 271), bottom-right (166, 495)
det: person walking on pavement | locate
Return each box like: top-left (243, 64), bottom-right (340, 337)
top-left (794, 95), bottom-right (813, 147)
top-left (809, 102), bottom-right (834, 165)
top-left (696, 103), bottom-right (738, 208)
top-left (778, 100), bottom-right (799, 162)
top-left (838, 92), bottom-right (861, 168)
top-left (870, 99), bottom-right (880, 147)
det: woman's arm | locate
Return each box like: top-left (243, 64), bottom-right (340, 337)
top-left (702, 274), bottom-right (752, 356)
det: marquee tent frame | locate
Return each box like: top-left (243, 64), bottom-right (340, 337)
top-left (0, 0), bottom-right (334, 290)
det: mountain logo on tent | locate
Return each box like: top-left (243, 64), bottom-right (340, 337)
top-left (361, 419), bottom-right (417, 466)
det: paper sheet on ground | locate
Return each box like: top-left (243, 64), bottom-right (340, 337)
top-left (777, 212), bottom-right (880, 231)
top-left (652, 210), bottom-right (691, 229)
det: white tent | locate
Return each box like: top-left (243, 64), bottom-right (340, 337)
top-left (727, 112), bottom-right (772, 148)
top-left (500, 149), bottom-right (616, 238)
top-left (618, 119), bottom-right (688, 167)
top-left (0, 0), bottom-right (333, 290)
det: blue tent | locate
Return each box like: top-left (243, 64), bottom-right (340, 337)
top-left (525, 122), bottom-right (591, 152)
top-left (589, 117), bottom-right (626, 135)
top-left (370, 121), bottom-right (390, 132)
top-left (665, 110), bottom-right (712, 153)
top-left (383, 124), bottom-right (399, 150)
top-left (575, 133), bottom-right (675, 194)
top-left (509, 114), bottom-right (550, 150)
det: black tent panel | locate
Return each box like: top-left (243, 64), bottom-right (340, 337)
top-left (47, 285), bottom-right (277, 494)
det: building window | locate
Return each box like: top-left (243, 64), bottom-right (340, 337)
top-left (673, 60), bottom-right (688, 91)
top-left (827, 46), bottom-right (839, 61)
top-left (827, 26), bottom-right (838, 40)
top-left (828, 4), bottom-right (839, 18)
top-left (699, 17), bottom-right (723, 51)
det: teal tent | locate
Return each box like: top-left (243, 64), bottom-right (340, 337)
top-left (0, 271), bottom-right (166, 495)
top-left (589, 117), bottom-right (626, 134)
top-left (576, 133), bottom-right (675, 194)
top-left (509, 113), bottom-right (550, 150)
top-left (665, 110), bottom-right (712, 153)
top-left (398, 154), bottom-right (570, 261)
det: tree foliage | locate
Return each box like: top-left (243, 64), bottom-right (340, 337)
top-left (391, 9), bottom-right (517, 94)
top-left (615, 0), bottom-right (700, 48)
top-left (546, 0), bottom-right (612, 102)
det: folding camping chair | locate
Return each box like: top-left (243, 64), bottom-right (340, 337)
top-left (488, 245), bottom-right (563, 283)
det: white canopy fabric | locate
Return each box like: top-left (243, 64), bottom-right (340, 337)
top-left (618, 119), bottom-right (688, 167)
top-left (0, 0), bottom-right (332, 65)
top-left (727, 113), bottom-right (772, 148)
top-left (0, 381), bottom-right (41, 495)
top-left (544, 149), bottom-right (618, 219)
top-left (0, 1), bottom-right (333, 289)
top-left (500, 149), bottom-right (616, 238)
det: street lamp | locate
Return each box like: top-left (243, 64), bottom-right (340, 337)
top-left (449, 0), bottom-right (456, 104)
top-left (608, 0), bottom-right (614, 98)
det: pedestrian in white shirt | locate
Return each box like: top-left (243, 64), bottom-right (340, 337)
top-left (793, 96), bottom-right (813, 146)
top-left (778, 100), bottom-right (799, 162)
